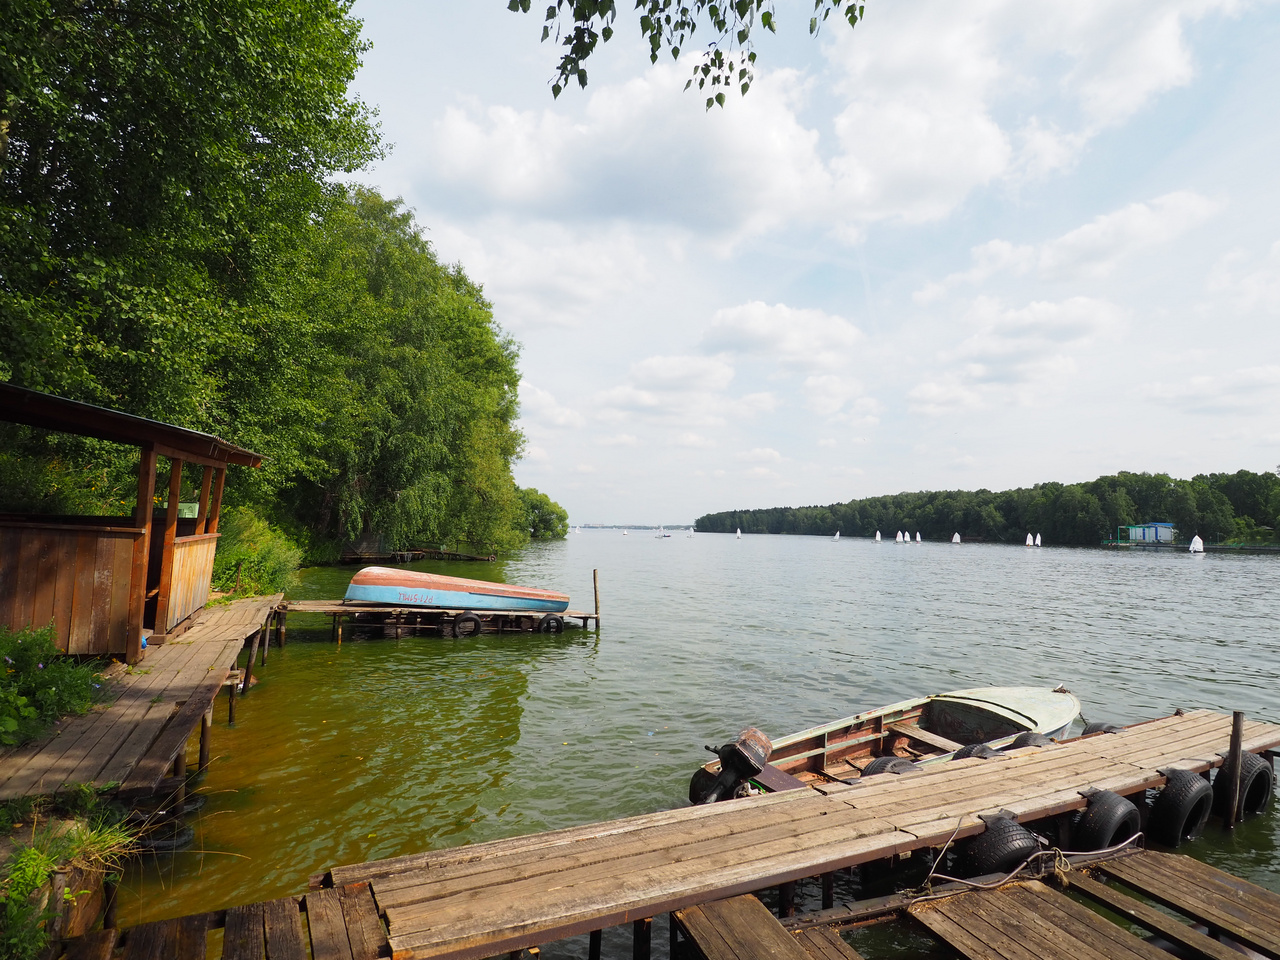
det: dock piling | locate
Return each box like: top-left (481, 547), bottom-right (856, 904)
top-left (593, 569), bottom-right (601, 630)
top-left (1226, 710), bottom-right (1245, 829)
top-left (199, 707), bottom-right (213, 771)
top-left (588, 929), bottom-right (602, 960)
top-left (633, 917), bottom-right (652, 960)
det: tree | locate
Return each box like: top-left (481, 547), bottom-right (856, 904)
top-left (511, 0), bottom-right (866, 108)
top-left (520, 487), bottom-right (569, 540)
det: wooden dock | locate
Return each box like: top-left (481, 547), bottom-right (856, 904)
top-left (311, 708), bottom-right (1279, 960)
top-left (281, 600), bottom-right (599, 640)
top-left (0, 594), bottom-right (279, 801)
top-left (909, 849), bottom-right (1280, 960)
top-left (55, 709), bottom-right (1280, 960)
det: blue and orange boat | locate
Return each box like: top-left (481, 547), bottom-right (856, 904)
top-left (344, 566), bottom-right (570, 614)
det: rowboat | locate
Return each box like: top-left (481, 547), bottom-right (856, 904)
top-left (343, 566), bottom-right (569, 613)
top-left (689, 685), bottom-right (1081, 803)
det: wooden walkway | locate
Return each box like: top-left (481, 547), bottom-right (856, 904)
top-left (675, 895), bottom-right (867, 960)
top-left (313, 709), bottom-right (1280, 960)
top-left (0, 595), bottom-right (279, 801)
top-left (909, 849), bottom-right (1280, 960)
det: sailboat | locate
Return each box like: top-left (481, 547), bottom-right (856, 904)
top-left (915, 532), bottom-right (922, 543)
top-left (895, 531), bottom-right (903, 543)
top-left (736, 528), bottom-right (741, 539)
top-left (622, 529), bottom-right (628, 536)
top-left (1025, 533), bottom-right (1034, 546)
top-left (1034, 533), bottom-right (1042, 547)
top-left (1189, 535), bottom-right (1204, 553)
top-left (833, 530), bottom-right (840, 542)
top-left (952, 532), bottom-right (961, 543)
top-left (875, 531), bottom-right (881, 542)
top-left (656, 526), bottom-right (671, 538)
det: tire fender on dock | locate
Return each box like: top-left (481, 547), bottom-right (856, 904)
top-left (1073, 790), bottom-right (1141, 851)
top-left (1148, 769), bottom-right (1213, 847)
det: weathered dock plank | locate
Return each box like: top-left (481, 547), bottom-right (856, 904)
top-left (674, 895), bottom-right (819, 960)
top-left (0, 595), bottom-right (279, 801)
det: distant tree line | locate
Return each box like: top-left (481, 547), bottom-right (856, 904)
top-left (695, 470), bottom-right (1280, 545)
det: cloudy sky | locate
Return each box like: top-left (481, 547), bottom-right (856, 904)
top-left (348, 1), bottom-right (1280, 524)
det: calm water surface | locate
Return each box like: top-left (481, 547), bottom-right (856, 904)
top-left (120, 533), bottom-right (1280, 952)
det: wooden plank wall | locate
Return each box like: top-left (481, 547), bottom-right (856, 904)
top-left (165, 535), bottom-right (218, 632)
top-left (0, 522), bottom-right (140, 656)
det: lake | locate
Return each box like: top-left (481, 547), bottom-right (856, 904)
top-left (118, 532), bottom-right (1280, 953)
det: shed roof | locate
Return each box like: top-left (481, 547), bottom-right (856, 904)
top-left (0, 383), bottom-right (262, 467)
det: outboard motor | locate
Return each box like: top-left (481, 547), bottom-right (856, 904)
top-left (688, 727), bottom-right (773, 804)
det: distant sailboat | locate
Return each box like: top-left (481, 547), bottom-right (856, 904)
top-left (833, 530), bottom-right (840, 542)
top-left (915, 532), bottom-right (922, 543)
top-left (1189, 535), bottom-right (1204, 553)
top-left (1026, 533), bottom-right (1034, 546)
top-left (1034, 533), bottom-right (1042, 547)
top-left (875, 531), bottom-right (882, 542)
top-left (952, 532), bottom-right (961, 543)
top-left (895, 531), bottom-right (904, 543)
top-left (622, 529), bottom-right (628, 535)
top-left (656, 526), bottom-right (671, 538)
top-left (736, 528), bottom-right (742, 539)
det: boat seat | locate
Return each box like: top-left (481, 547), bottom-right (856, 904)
top-left (753, 763), bottom-right (810, 793)
top-left (886, 723), bottom-right (964, 754)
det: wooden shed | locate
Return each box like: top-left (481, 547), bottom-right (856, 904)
top-left (0, 384), bottom-right (262, 662)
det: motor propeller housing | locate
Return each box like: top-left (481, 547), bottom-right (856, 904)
top-left (688, 727), bottom-right (773, 804)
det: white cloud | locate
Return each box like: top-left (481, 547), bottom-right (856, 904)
top-left (738, 447), bottom-right (784, 463)
top-left (914, 191), bottom-right (1222, 301)
top-left (674, 432), bottom-right (716, 448)
top-left (1208, 241), bottom-right (1280, 312)
top-left (702, 302), bottom-right (863, 372)
top-left (519, 383), bottom-right (586, 429)
top-left (598, 433), bottom-right (639, 447)
top-left (594, 355), bottom-right (777, 427)
top-left (800, 375), bottom-right (869, 418)
top-left (1141, 365), bottom-right (1280, 415)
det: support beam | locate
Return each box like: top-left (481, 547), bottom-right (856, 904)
top-left (126, 446), bottom-right (158, 664)
top-left (194, 466), bottom-right (213, 534)
top-left (207, 467), bottom-right (226, 534)
top-left (153, 458), bottom-right (184, 633)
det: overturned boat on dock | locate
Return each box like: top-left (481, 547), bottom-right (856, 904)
top-left (344, 567), bottom-right (570, 613)
top-left (690, 685), bottom-right (1081, 803)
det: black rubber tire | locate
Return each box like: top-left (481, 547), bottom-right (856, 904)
top-left (537, 614), bottom-right (564, 634)
top-left (1006, 732), bottom-right (1054, 750)
top-left (963, 817), bottom-right (1041, 876)
top-left (138, 822), bottom-right (196, 853)
top-left (1148, 770), bottom-right (1213, 847)
top-left (952, 743), bottom-right (1001, 760)
top-left (1082, 722), bottom-right (1122, 735)
top-left (1213, 752), bottom-right (1274, 819)
top-left (1074, 790), bottom-right (1141, 851)
top-left (451, 612), bottom-right (482, 638)
top-left (862, 756), bottom-right (917, 776)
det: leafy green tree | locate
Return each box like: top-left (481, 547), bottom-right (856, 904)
top-left (513, 0), bottom-right (866, 107)
top-left (520, 487), bottom-right (569, 540)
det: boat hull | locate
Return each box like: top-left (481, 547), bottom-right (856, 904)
top-left (344, 567), bottom-right (569, 613)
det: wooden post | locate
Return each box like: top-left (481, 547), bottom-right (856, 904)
top-left (336, 616), bottom-right (343, 646)
top-left (1225, 710), bottom-right (1245, 829)
top-left (153, 458), bottom-right (183, 633)
top-left (172, 743), bottom-right (187, 780)
top-left (260, 626), bottom-right (268, 665)
top-left (593, 568), bottom-right (600, 629)
top-left (633, 918), bottom-right (652, 960)
top-left (588, 930), bottom-right (602, 960)
top-left (822, 871), bottom-right (835, 910)
top-left (126, 446), bottom-right (158, 664)
top-left (242, 630), bottom-right (259, 693)
top-left (194, 466), bottom-right (213, 534)
top-left (669, 913), bottom-right (680, 960)
top-left (227, 675), bottom-right (237, 723)
top-left (207, 467), bottom-right (226, 533)
top-left (778, 881), bottom-right (796, 917)
top-left (199, 707), bottom-right (213, 771)
top-left (278, 610), bottom-right (287, 647)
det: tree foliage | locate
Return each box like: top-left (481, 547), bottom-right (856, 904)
top-left (1, 0), bottom-right (567, 559)
top-left (512, 0), bottom-right (865, 108)
top-left (696, 469), bottom-right (1280, 545)
top-left (520, 486), bottom-right (570, 539)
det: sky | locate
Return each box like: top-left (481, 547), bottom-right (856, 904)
top-left (347, 1), bottom-right (1280, 524)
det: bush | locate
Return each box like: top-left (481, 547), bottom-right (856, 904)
top-left (212, 506), bottom-right (303, 596)
top-left (0, 627), bottom-right (101, 748)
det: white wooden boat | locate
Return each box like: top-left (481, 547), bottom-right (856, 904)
top-left (690, 685), bottom-right (1081, 803)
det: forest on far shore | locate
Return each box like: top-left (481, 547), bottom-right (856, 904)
top-left (695, 469), bottom-right (1280, 545)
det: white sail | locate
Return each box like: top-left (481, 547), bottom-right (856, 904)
top-left (1026, 533), bottom-right (1034, 546)
top-left (1035, 533), bottom-right (1042, 547)
top-left (622, 529), bottom-right (628, 535)
top-left (833, 530), bottom-right (840, 541)
top-left (915, 532), bottom-right (922, 543)
top-left (1189, 535), bottom-right (1204, 553)
top-left (952, 532), bottom-right (961, 543)
top-left (736, 528), bottom-right (742, 539)
top-left (895, 531), bottom-right (904, 542)
top-left (875, 530), bottom-right (882, 542)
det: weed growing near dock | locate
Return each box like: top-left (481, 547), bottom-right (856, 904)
top-left (0, 626), bottom-right (103, 747)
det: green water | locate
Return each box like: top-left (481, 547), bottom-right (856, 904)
top-left (119, 533), bottom-right (1280, 951)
